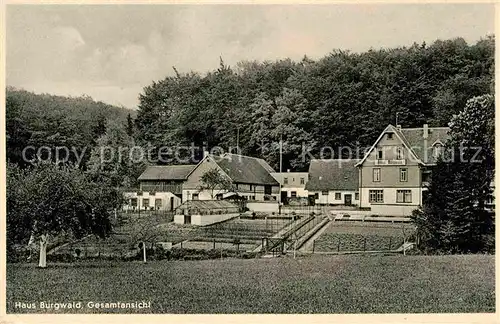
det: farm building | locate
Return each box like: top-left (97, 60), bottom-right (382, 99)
top-left (271, 171), bottom-right (309, 205)
top-left (182, 153), bottom-right (280, 203)
top-left (305, 159), bottom-right (360, 206)
top-left (174, 200), bottom-right (240, 226)
top-left (123, 164), bottom-right (195, 211)
top-left (123, 191), bottom-right (182, 212)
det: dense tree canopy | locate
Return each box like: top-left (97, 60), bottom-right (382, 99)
top-left (5, 89), bottom-right (135, 265)
top-left (412, 94), bottom-right (495, 254)
top-left (134, 36), bottom-right (494, 171)
top-left (87, 121), bottom-right (149, 189)
top-left (7, 162), bottom-right (121, 266)
top-left (6, 88), bottom-right (133, 168)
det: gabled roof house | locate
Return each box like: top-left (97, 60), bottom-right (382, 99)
top-left (356, 124), bottom-right (450, 216)
top-left (124, 164), bottom-right (196, 212)
top-left (182, 153), bottom-right (280, 202)
top-left (305, 159), bottom-right (360, 206)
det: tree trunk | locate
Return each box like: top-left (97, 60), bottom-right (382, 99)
top-left (142, 241), bottom-right (147, 263)
top-left (39, 234), bottom-right (48, 268)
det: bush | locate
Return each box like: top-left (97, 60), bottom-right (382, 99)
top-left (7, 246), bottom-right (30, 263)
top-left (47, 253), bottom-right (76, 263)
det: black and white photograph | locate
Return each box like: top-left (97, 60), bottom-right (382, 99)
top-left (3, 2), bottom-right (496, 318)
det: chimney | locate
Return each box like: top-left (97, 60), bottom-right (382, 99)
top-left (423, 124), bottom-right (429, 163)
top-left (396, 124), bottom-right (401, 130)
top-left (202, 141), bottom-right (209, 159)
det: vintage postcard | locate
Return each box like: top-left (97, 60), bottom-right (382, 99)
top-left (1, 1), bottom-right (497, 323)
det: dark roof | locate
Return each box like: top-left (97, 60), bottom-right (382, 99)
top-left (357, 124), bottom-right (450, 166)
top-left (138, 165), bottom-right (196, 181)
top-left (212, 153), bottom-right (279, 186)
top-left (398, 127), bottom-right (450, 164)
top-left (305, 159), bottom-right (360, 191)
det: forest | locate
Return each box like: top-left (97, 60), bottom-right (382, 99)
top-left (134, 36), bottom-right (494, 171)
top-left (6, 36), bottom-right (494, 174)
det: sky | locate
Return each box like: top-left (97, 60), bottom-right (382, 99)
top-left (6, 4), bottom-right (495, 109)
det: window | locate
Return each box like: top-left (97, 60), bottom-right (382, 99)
top-left (142, 198), bottom-right (150, 208)
top-left (130, 198), bottom-right (138, 207)
top-left (397, 190), bottom-right (412, 203)
top-left (252, 195), bottom-right (256, 200)
top-left (291, 191), bottom-right (297, 198)
top-left (377, 148), bottom-right (383, 160)
top-left (434, 143), bottom-right (443, 159)
top-left (155, 199), bottom-right (162, 208)
top-left (264, 185), bottom-right (272, 195)
top-left (400, 168), bottom-right (408, 182)
top-left (355, 192), bottom-right (359, 200)
top-left (300, 177), bottom-right (305, 185)
top-left (314, 193), bottom-right (319, 199)
top-left (284, 177), bottom-right (288, 185)
top-left (369, 190), bottom-right (384, 203)
top-left (249, 184), bottom-right (253, 191)
top-left (387, 133), bottom-right (394, 139)
top-left (149, 191), bottom-right (156, 196)
top-left (192, 193), bottom-right (199, 200)
top-left (396, 147), bottom-right (404, 160)
top-left (373, 168), bottom-right (381, 182)
top-left (322, 190), bottom-right (329, 196)
top-left (335, 192), bottom-right (341, 200)
top-left (422, 170), bottom-right (432, 183)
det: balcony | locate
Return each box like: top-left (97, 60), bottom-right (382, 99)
top-left (375, 159), bottom-right (406, 166)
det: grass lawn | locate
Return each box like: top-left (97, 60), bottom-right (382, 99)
top-left (6, 254), bottom-right (494, 314)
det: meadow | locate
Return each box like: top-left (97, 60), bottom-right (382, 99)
top-left (6, 254), bottom-right (494, 314)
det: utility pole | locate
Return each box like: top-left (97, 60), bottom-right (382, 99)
top-left (279, 134), bottom-right (283, 174)
top-left (279, 134), bottom-right (283, 214)
top-left (236, 127), bottom-right (240, 153)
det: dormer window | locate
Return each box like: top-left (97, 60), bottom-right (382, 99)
top-left (433, 143), bottom-right (443, 159)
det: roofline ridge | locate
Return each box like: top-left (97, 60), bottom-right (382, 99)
top-left (147, 164), bottom-right (195, 167)
top-left (223, 152), bottom-right (266, 161)
top-left (311, 158), bottom-right (361, 162)
top-left (401, 126), bottom-right (450, 130)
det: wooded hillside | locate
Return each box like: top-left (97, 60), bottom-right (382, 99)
top-left (135, 36), bottom-right (494, 171)
top-left (6, 88), bottom-right (134, 168)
